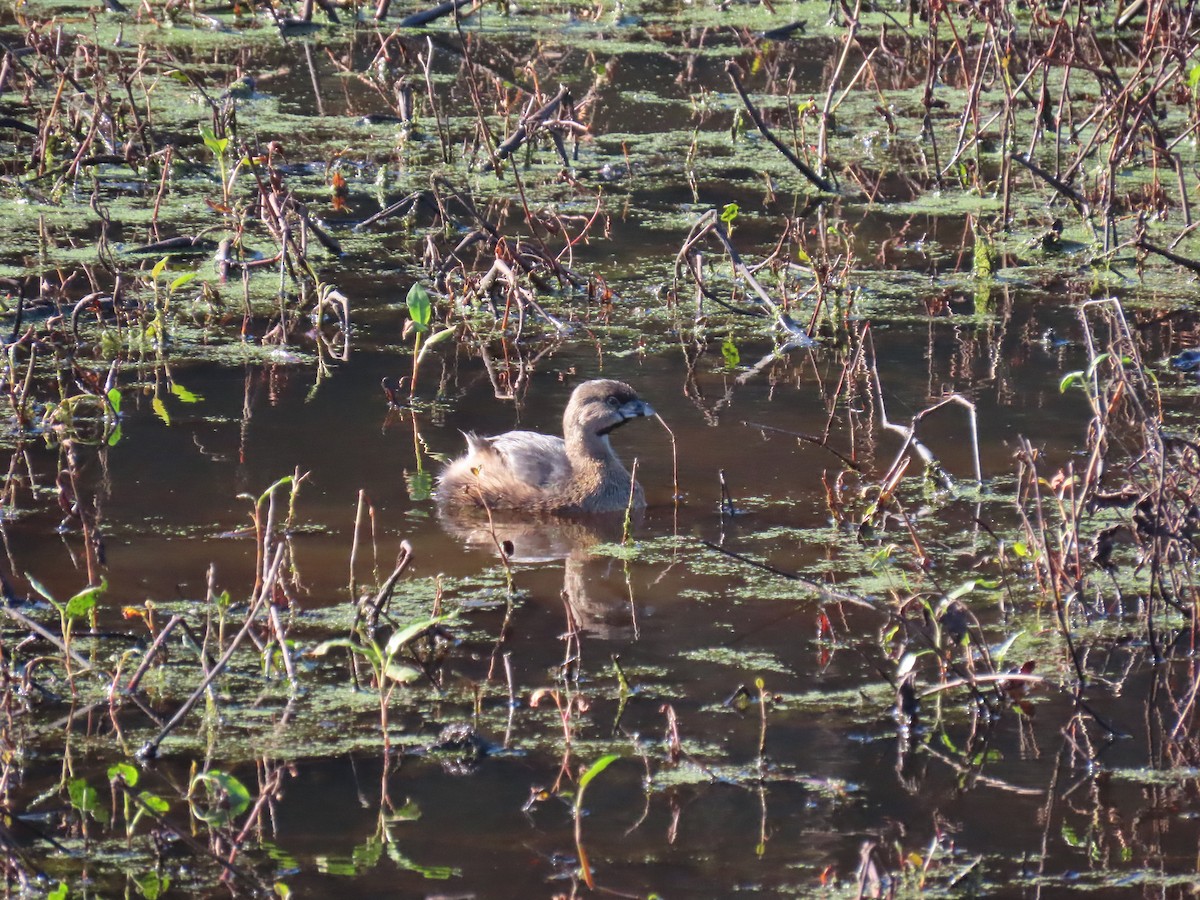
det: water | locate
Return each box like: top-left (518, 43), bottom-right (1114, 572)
top-left (3, 5), bottom-right (1200, 896)
top-left (4, 315), bottom-right (1153, 896)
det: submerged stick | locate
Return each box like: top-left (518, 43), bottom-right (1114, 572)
top-left (487, 85), bottom-right (571, 171)
top-left (1137, 238), bottom-right (1200, 275)
top-left (283, 196), bottom-right (344, 257)
top-left (725, 62), bottom-right (835, 194)
top-left (699, 540), bottom-right (877, 610)
top-left (137, 545), bottom-right (285, 760)
top-left (357, 540), bottom-right (416, 632)
top-left (742, 421), bottom-right (862, 472)
top-left (394, 0), bottom-right (478, 26)
top-left (1010, 152), bottom-right (1090, 216)
top-left (865, 329), bottom-right (982, 489)
top-left (679, 209), bottom-right (813, 341)
top-left (117, 785), bottom-right (265, 888)
top-left (354, 190), bottom-right (427, 231)
top-left (1, 604), bottom-right (95, 673)
top-left (124, 614), bottom-right (184, 693)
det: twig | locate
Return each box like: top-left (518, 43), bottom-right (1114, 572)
top-left (1137, 238), bottom-right (1200, 275)
top-left (353, 190), bottom-right (427, 231)
top-left (357, 540), bottom-right (416, 633)
top-left (137, 545), bottom-right (285, 759)
top-left (124, 614), bottom-right (184, 693)
top-left (394, 0), bottom-right (479, 26)
top-left (1010, 152), bottom-right (1090, 216)
top-left (699, 540), bottom-right (877, 610)
top-left (742, 420), bottom-right (863, 472)
top-left (485, 85), bottom-right (571, 173)
top-left (725, 62), bottom-right (835, 193)
top-left (1, 604), bottom-right (94, 673)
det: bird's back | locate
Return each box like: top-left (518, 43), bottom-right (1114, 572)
top-left (436, 430), bottom-right (573, 508)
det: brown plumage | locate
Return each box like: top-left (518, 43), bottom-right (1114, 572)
top-left (435, 379), bottom-right (653, 513)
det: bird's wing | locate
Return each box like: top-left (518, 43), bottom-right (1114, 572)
top-left (480, 431), bottom-right (570, 487)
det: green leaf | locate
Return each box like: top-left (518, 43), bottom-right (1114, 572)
top-left (721, 337), bottom-right (740, 369)
top-left (946, 580), bottom-right (977, 602)
top-left (151, 256), bottom-right (169, 280)
top-left (719, 202), bottom-right (739, 225)
top-left (170, 383), bottom-right (203, 403)
top-left (1086, 352), bottom-right (1110, 378)
top-left (48, 884), bottom-right (68, 900)
top-left (106, 387), bottom-right (122, 414)
top-left (68, 778), bottom-right (99, 815)
top-left (25, 574), bottom-right (57, 604)
top-left (311, 637), bottom-right (382, 668)
top-left (406, 282), bottom-right (432, 333)
top-left (1188, 64), bottom-right (1200, 89)
top-left (423, 326), bottom-right (456, 348)
top-left (386, 799), bottom-right (422, 822)
top-left (198, 124), bottom-right (229, 156)
top-left (256, 476), bottom-right (293, 506)
top-left (1058, 371), bottom-right (1083, 393)
top-left (383, 660), bottom-right (423, 684)
top-left (107, 423), bottom-right (123, 446)
top-left (972, 227), bottom-right (993, 278)
top-left (108, 761), bottom-right (138, 787)
top-left (152, 396), bottom-right (170, 426)
top-left (68, 777), bottom-right (96, 816)
top-left (387, 846), bottom-right (457, 879)
top-left (310, 637), bottom-right (356, 656)
top-left (990, 631), bottom-right (1022, 667)
top-left (578, 754), bottom-right (619, 791)
top-left (169, 272), bottom-right (198, 292)
top-left (384, 615), bottom-right (451, 658)
top-left (65, 579), bottom-right (105, 620)
top-left (132, 872), bottom-right (170, 900)
top-left (190, 771), bottom-right (251, 825)
top-left (137, 791), bottom-right (170, 815)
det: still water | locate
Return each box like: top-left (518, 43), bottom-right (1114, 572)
top-left (3, 2), bottom-right (1200, 895)
top-left (11, 308), bottom-right (1189, 896)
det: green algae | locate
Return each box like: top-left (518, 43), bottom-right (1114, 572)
top-left (2, 0), bottom-right (1200, 896)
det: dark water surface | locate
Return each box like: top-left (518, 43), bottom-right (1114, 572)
top-left (4, 3), bottom-right (1200, 896)
top-left (8, 310), bottom-right (1186, 897)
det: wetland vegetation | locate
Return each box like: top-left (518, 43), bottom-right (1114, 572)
top-left (2, 0), bottom-right (1200, 895)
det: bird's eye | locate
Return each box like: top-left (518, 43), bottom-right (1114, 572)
top-left (606, 396), bottom-right (620, 408)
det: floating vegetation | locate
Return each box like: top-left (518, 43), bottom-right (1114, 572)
top-left (4, 0), bottom-right (1200, 893)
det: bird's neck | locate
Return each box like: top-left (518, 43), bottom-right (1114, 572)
top-left (566, 428), bottom-right (619, 466)
top-left (563, 423), bottom-right (640, 512)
